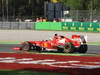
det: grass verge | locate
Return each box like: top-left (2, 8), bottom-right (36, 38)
top-left (0, 41), bottom-right (100, 45)
top-left (0, 70), bottom-right (67, 75)
top-left (87, 42), bottom-right (100, 45)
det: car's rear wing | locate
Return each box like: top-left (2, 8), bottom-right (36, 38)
top-left (72, 34), bottom-right (87, 44)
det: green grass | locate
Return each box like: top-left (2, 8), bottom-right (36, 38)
top-left (37, 52), bottom-right (90, 56)
top-left (0, 70), bottom-right (68, 75)
top-left (0, 41), bottom-right (20, 44)
top-left (0, 41), bottom-right (100, 45)
top-left (87, 42), bottom-right (100, 45)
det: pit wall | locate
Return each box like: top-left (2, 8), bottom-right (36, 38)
top-left (35, 22), bottom-right (100, 32)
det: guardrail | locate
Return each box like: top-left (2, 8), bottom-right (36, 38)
top-left (0, 22), bottom-right (35, 30)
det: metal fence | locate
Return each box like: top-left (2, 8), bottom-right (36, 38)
top-left (0, 22), bottom-right (35, 30)
top-left (0, 10), bottom-right (100, 23)
top-left (64, 10), bottom-right (100, 22)
top-left (44, 9), bottom-right (100, 22)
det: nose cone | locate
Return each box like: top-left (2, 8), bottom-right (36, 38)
top-left (13, 47), bottom-right (20, 50)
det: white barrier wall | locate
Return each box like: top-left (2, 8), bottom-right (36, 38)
top-left (0, 30), bottom-right (99, 42)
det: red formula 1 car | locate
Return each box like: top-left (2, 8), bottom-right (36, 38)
top-left (14, 34), bottom-right (88, 53)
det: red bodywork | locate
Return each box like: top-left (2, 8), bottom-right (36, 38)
top-left (13, 35), bottom-right (82, 51)
top-left (27, 35), bottom-right (81, 50)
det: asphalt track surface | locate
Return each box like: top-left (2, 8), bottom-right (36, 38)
top-left (0, 44), bottom-right (100, 54)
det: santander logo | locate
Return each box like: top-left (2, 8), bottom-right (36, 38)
top-left (0, 57), bottom-right (100, 69)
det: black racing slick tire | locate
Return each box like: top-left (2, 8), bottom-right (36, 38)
top-left (78, 44), bottom-right (88, 53)
top-left (20, 41), bottom-right (31, 51)
top-left (63, 42), bottom-right (75, 53)
top-left (20, 41), bottom-right (42, 52)
top-left (35, 46), bottom-right (42, 52)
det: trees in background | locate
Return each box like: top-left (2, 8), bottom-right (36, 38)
top-left (61, 0), bottom-right (100, 10)
top-left (0, 0), bottom-right (100, 20)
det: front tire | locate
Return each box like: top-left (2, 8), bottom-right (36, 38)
top-left (20, 41), bottom-right (31, 51)
top-left (20, 41), bottom-right (42, 52)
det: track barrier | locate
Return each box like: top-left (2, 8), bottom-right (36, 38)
top-left (35, 22), bottom-right (100, 32)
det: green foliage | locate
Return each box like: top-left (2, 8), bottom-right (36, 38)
top-left (0, 0), bottom-right (100, 17)
top-left (61, 0), bottom-right (100, 10)
top-left (61, 0), bottom-right (83, 10)
top-left (0, 70), bottom-right (67, 75)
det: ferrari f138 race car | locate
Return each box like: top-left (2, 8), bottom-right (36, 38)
top-left (14, 34), bottom-right (88, 53)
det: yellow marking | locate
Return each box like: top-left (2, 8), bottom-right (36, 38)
top-left (97, 28), bottom-right (100, 31)
top-left (88, 28), bottom-right (94, 31)
top-left (70, 27), bottom-right (76, 30)
top-left (63, 26), bottom-right (68, 30)
top-left (79, 27), bottom-right (85, 31)
top-left (51, 0), bottom-right (60, 3)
